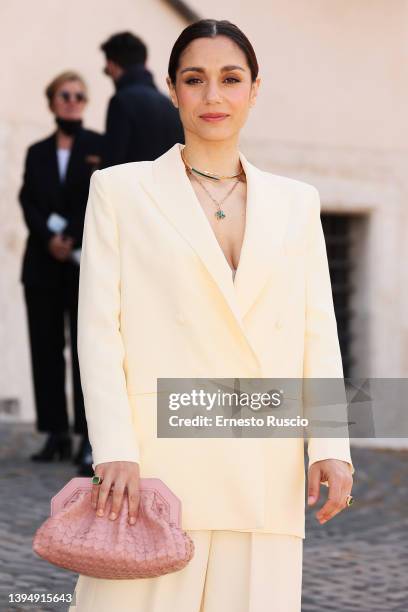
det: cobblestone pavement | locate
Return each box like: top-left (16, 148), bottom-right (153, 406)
top-left (0, 422), bottom-right (407, 612)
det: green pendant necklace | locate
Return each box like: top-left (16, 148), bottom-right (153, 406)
top-left (181, 148), bottom-right (244, 220)
top-left (193, 173), bottom-right (240, 220)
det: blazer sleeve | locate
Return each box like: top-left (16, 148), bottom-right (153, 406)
top-left (18, 147), bottom-right (54, 246)
top-left (303, 186), bottom-right (355, 478)
top-left (77, 169), bottom-right (140, 468)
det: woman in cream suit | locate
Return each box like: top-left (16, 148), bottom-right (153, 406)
top-left (70, 19), bottom-right (355, 612)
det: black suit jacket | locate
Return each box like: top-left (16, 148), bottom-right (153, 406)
top-left (102, 64), bottom-right (184, 168)
top-left (19, 127), bottom-right (103, 287)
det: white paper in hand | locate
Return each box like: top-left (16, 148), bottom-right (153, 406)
top-left (47, 213), bottom-right (68, 233)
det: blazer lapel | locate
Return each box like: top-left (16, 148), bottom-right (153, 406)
top-left (235, 152), bottom-right (293, 319)
top-left (140, 143), bottom-right (293, 360)
top-left (43, 134), bottom-right (62, 192)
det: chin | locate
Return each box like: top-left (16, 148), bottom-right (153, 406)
top-left (196, 128), bottom-right (237, 142)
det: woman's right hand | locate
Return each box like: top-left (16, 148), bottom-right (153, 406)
top-left (48, 234), bottom-right (74, 261)
top-left (91, 461), bottom-right (140, 525)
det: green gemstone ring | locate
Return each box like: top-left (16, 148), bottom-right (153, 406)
top-left (345, 495), bottom-right (354, 507)
top-left (92, 475), bottom-right (103, 486)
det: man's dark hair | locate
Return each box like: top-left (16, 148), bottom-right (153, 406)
top-left (101, 32), bottom-right (147, 68)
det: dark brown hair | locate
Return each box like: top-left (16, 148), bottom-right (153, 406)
top-left (168, 19), bottom-right (259, 84)
top-left (101, 32), bottom-right (147, 68)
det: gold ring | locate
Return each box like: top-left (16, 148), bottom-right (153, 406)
top-left (345, 494), bottom-right (354, 507)
top-left (92, 475), bottom-right (103, 486)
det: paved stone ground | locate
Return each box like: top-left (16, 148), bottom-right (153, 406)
top-left (0, 422), bottom-right (407, 612)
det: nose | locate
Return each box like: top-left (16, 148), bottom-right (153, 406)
top-left (204, 80), bottom-right (222, 104)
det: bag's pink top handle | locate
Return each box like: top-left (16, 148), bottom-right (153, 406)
top-left (50, 477), bottom-right (182, 527)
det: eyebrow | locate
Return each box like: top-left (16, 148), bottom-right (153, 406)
top-left (180, 65), bottom-right (245, 74)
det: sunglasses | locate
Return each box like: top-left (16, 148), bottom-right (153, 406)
top-left (57, 91), bottom-right (87, 103)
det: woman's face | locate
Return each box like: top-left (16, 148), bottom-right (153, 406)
top-left (50, 80), bottom-right (87, 120)
top-left (167, 35), bottom-right (260, 143)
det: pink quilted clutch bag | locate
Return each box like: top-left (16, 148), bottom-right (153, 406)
top-left (32, 477), bottom-right (194, 579)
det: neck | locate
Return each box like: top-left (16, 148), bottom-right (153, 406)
top-left (182, 133), bottom-right (241, 177)
top-left (56, 130), bottom-right (74, 149)
top-left (113, 67), bottom-right (125, 83)
top-left (115, 64), bottom-right (155, 91)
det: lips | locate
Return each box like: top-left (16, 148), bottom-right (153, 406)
top-left (200, 113), bottom-right (228, 118)
top-left (199, 113), bottom-right (229, 122)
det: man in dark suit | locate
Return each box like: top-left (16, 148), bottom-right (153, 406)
top-left (100, 31), bottom-right (184, 168)
top-left (19, 71), bottom-right (103, 476)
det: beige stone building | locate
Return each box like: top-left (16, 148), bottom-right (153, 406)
top-left (1, 1), bottom-right (407, 445)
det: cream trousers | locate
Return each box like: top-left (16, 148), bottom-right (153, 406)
top-left (69, 530), bottom-right (303, 612)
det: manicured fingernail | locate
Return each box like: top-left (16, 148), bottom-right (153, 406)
top-left (129, 517), bottom-right (136, 525)
top-left (308, 496), bottom-right (315, 504)
top-left (97, 508), bottom-right (104, 516)
top-left (109, 512), bottom-right (116, 520)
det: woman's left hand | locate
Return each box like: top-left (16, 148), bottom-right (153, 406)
top-left (307, 459), bottom-right (353, 524)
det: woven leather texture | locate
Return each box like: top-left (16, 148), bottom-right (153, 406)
top-left (33, 489), bottom-right (194, 579)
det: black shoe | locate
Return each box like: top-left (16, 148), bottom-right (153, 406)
top-left (30, 432), bottom-right (72, 462)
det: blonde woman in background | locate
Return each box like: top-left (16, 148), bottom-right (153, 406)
top-left (19, 71), bottom-right (103, 475)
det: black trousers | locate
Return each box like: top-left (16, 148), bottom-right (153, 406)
top-left (23, 264), bottom-right (87, 435)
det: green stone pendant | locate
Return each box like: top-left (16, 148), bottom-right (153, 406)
top-left (215, 210), bottom-right (226, 220)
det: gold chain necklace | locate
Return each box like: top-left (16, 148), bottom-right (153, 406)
top-left (190, 170), bottom-right (240, 220)
top-left (181, 147), bottom-right (244, 181)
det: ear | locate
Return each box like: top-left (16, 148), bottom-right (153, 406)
top-left (249, 76), bottom-right (261, 108)
top-left (166, 76), bottom-right (179, 109)
top-left (107, 59), bottom-right (122, 80)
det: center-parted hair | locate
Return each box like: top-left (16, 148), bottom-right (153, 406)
top-left (168, 19), bottom-right (259, 84)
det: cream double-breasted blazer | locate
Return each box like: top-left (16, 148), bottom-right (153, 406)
top-left (77, 143), bottom-right (354, 539)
